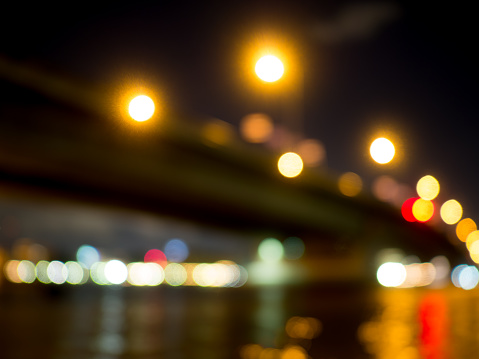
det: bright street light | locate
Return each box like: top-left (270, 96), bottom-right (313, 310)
top-left (255, 55), bottom-right (284, 82)
top-left (128, 95), bottom-right (155, 122)
top-left (370, 137), bottom-right (395, 164)
top-left (278, 152), bottom-right (303, 178)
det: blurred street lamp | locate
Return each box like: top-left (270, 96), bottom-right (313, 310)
top-left (255, 55), bottom-right (284, 83)
top-left (278, 152), bottom-right (303, 178)
top-left (129, 95), bottom-right (155, 122)
top-left (370, 137), bottom-right (395, 164)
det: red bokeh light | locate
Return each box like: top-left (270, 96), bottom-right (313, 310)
top-left (144, 249), bottom-right (167, 268)
top-left (402, 197), bottom-right (418, 222)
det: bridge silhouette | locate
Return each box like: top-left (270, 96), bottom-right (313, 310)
top-left (0, 55), bottom-right (465, 275)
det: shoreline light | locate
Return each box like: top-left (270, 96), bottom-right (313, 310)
top-left (377, 262), bottom-right (406, 287)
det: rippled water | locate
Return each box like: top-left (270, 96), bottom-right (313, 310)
top-left (0, 283), bottom-right (475, 358)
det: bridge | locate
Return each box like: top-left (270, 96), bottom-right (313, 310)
top-left (0, 55), bottom-right (465, 279)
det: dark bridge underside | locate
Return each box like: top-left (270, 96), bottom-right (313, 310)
top-left (0, 57), bottom-right (464, 264)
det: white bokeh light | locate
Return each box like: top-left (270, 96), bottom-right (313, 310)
top-left (376, 262), bottom-right (406, 287)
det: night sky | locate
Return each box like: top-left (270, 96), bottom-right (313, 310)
top-left (1, 1), bottom-right (478, 218)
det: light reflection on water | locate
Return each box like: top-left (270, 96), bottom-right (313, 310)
top-left (359, 287), bottom-right (479, 359)
top-left (1, 285), bottom-right (479, 358)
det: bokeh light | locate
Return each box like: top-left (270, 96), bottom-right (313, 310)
top-left (456, 218), bottom-right (477, 242)
top-left (372, 175), bottom-right (399, 202)
top-left (127, 262), bottom-right (164, 286)
top-left (192, 263), bottom-right (214, 287)
top-left (90, 262), bottom-right (109, 285)
top-left (255, 55), bottom-right (284, 82)
top-left (401, 198), bottom-right (418, 222)
top-left (36, 260), bottom-right (52, 284)
top-left (17, 260), bottom-right (36, 283)
top-left (239, 344), bottom-right (263, 359)
top-left (451, 265), bottom-right (469, 288)
top-left (370, 137), bottom-right (395, 164)
top-left (144, 249), bottom-right (167, 268)
top-left (416, 175), bottom-right (440, 200)
top-left (440, 199), bottom-right (462, 225)
top-left (164, 239), bottom-right (189, 263)
top-left (47, 261), bottom-right (68, 284)
top-left (104, 260), bottom-right (128, 285)
top-left (400, 263), bottom-right (436, 288)
top-left (377, 262), bottom-right (406, 287)
top-left (278, 152), bottom-right (303, 178)
top-left (295, 139), bottom-right (326, 166)
top-left (285, 316), bottom-right (322, 339)
top-left (65, 261), bottom-right (87, 284)
top-left (469, 241), bottom-right (479, 264)
top-left (240, 113), bottom-right (274, 143)
top-left (458, 265), bottom-right (479, 290)
top-left (4, 260), bottom-right (21, 283)
top-left (128, 95), bottom-right (155, 122)
top-left (258, 238), bottom-right (284, 262)
top-left (283, 237), bottom-right (305, 260)
top-left (164, 263), bottom-right (187, 286)
top-left (338, 172), bottom-right (362, 197)
top-left (77, 245), bottom-right (100, 269)
top-left (281, 345), bottom-right (308, 359)
top-left (412, 199), bottom-right (434, 222)
top-left (466, 230), bottom-right (479, 250)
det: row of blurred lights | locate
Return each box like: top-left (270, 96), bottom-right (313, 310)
top-left (3, 259), bottom-right (247, 288)
top-left (1, 236), bottom-right (306, 288)
top-left (376, 254), bottom-right (479, 290)
top-left (398, 175), bottom-right (479, 266)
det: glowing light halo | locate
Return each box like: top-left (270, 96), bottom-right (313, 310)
top-left (370, 137), bottom-right (395, 164)
top-left (377, 262), bottom-right (407, 287)
top-left (278, 152), bottom-right (303, 178)
top-left (440, 199), bottom-right (462, 225)
top-left (255, 55), bottom-right (284, 82)
top-left (456, 218), bottom-right (477, 242)
top-left (129, 95), bottom-right (155, 122)
top-left (416, 175), bottom-right (440, 200)
top-left (412, 198), bottom-right (435, 222)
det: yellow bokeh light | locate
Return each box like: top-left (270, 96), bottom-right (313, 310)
top-left (469, 241), bottom-right (479, 263)
top-left (285, 317), bottom-right (321, 340)
top-left (440, 199), bottom-right (462, 225)
top-left (128, 95), bottom-right (155, 122)
top-left (255, 55), bottom-right (284, 82)
top-left (338, 172), bottom-right (363, 197)
top-left (278, 152), bottom-right (303, 178)
top-left (456, 218), bottom-right (477, 242)
top-left (281, 345), bottom-right (308, 359)
top-left (240, 113), bottom-right (274, 143)
top-left (240, 344), bottom-right (263, 359)
top-left (416, 175), bottom-right (440, 200)
top-left (466, 230), bottom-right (479, 250)
top-left (370, 137), bottom-right (395, 164)
top-left (412, 198), bottom-right (434, 222)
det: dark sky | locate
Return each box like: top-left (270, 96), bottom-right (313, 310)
top-left (2, 1), bottom-right (478, 218)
